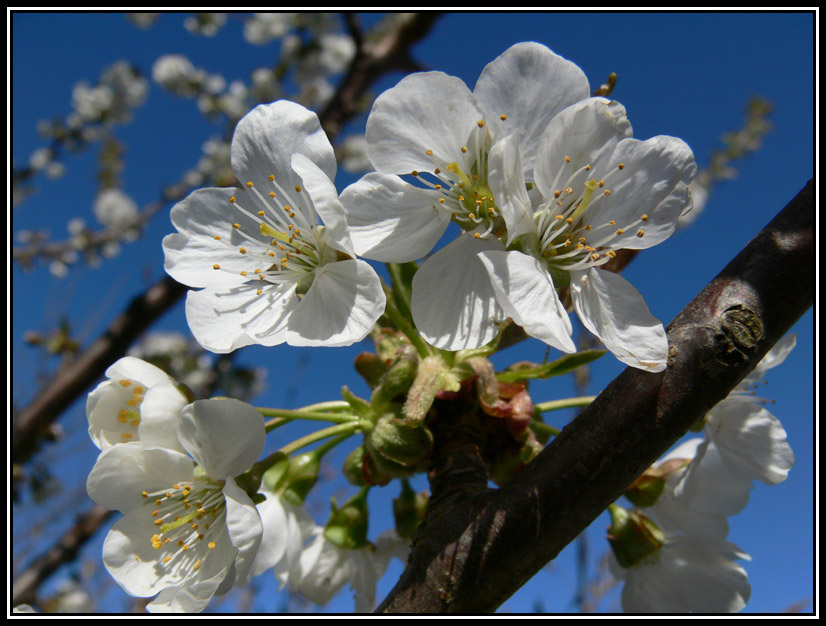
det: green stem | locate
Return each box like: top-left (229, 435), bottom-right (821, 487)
top-left (279, 421), bottom-right (363, 457)
top-left (382, 299), bottom-right (431, 359)
top-left (531, 421), bottom-right (561, 437)
top-left (258, 407), bottom-right (359, 433)
top-left (533, 396), bottom-right (596, 414)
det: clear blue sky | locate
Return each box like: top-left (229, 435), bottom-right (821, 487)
top-left (11, 11), bottom-right (815, 614)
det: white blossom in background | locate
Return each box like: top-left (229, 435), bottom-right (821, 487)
top-left (249, 485), bottom-right (315, 587)
top-left (86, 356), bottom-right (189, 452)
top-left (341, 42), bottom-right (593, 351)
top-left (612, 534), bottom-right (751, 613)
top-left (243, 12), bottom-right (295, 45)
top-left (93, 188), bottom-right (140, 232)
top-left (479, 97), bottom-right (695, 371)
top-left (701, 334), bottom-right (796, 485)
top-left (86, 398), bottom-right (265, 613)
top-left (183, 13), bottom-right (226, 37)
top-left (163, 100), bottom-right (386, 353)
top-left (610, 439), bottom-right (752, 613)
top-left (287, 528), bottom-right (409, 613)
top-left (152, 54), bottom-right (222, 99)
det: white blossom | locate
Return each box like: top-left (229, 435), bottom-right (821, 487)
top-left (86, 398), bottom-right (265, 613)
top-left (163, 100), bottom-right (385, 353)
top-left (341, 42), bottom-right (592, 350)
top-left (86, 356), bottom-right (188, 452)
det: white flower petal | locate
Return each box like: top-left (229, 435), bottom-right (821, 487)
top-left (339, 172), bottom-right (450, 262)
top-left (487, 135), bottom-right (535, 245)
top-left (222, 477), bottom-right (263, 587)
top-left (478, 250), bottom-right (575, 353)
top-left (231, 100), bottom-right (336, 193)
top-left (621, 538), bottom-right (750, 613)
top-left (533, 98), bottom-right (632, 199)
top-left (570, 268), bottom-right (667, 372)
top-left (184, 282), bottom-right (296, 354)
top-left (473, 42), bottom-right (591, 177)
top-left (411, 234), bottom-right (505, 351)
top-left (177, 398), bottom-right (265, 479)
top-left (365, 71), bottom-right (484, 174)
top-left (291, 152), bottom-right (353, 255)
top-left (285, 259), bottom-right (385, 347)
top-left (705, 397), bottom-right (795, 485)
top-left (87, 444), bottom-right (195, 514)
top-left (583, 136), bottom-right (696, 249)
top-left (163, 188), bottom-right (262, 289)
top-left (145, 575), bottom-right (226, 614)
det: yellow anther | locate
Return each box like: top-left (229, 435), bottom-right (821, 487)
top-left (208, 542), bottom-right (216, 550)
top-left (246, 181), bottom-right (254, 188)
top-left (591, 253), bottom-right (600, 261)
top-left (229, 196), bottom-right (236, 203)
top-left (118, 379), bottom-right (131, 387)
top-left (434, 167), bottom-right (441, 174)
top-left (213, 235), bottom-right (221, 240)
top-left (151, 509), bottom-right (159, 517)
top-left (477, 120), bottom-right (485, 127)
top-left (555, 214), bottom-right (564, 220)
top-left (240, 271), bottom-right (247, 276)
top-left (585, 164), bottom-right (591, 171)
top-left (604, 190), bottom-right (611, 196)
top-left (163, 556), bottom-right (172, 564)
top-left (256, 289), bottom-right (262, 295)
top-left (142, 490), bottom-right (149, 498)
top-left (618, 163), bottom-right (625, 170)
top-left (438, 198), bottom-right (446, 204)
top-left (426, 149), bottom-right (433, 156)
top-left (295, 185), bottom-right (302, 193)
top-left (154, 518), bottom-right (163, 526)
top-left (269, 191), bottom-right (276, 198)
top-left (269, 174), bottom-right (275, 181)
top-left (257, 211), bottom-right (265, 216)
top-left (411, 170), bottom-right (419, 177)
top-left (641, 214), bottom-right (649, 221)
top-left (637, 230), bottom-right (645, 237)
top-left (474, 233), bottom-right (481, 238)
top-left (609, 220), bottom-right (617, 226)
top-left (500, 114), bottom-right (508, 121)
top-left (239, 247), bottom-right (247, 254)
top-left (554, 190), bottom-right (561, 198)
top-left (118, 410), bottom-right (129, 423)
top-left (193, 560), bottom-right (202, 571)
top-left (616, 229), bottom-right (624, 235)
top-left (461, 146), bottom-right (468, 153)
top-left (564, 156), bottom-right (571, 163)
top-left (607, 250), bottom-right (617, 258)
top-left (232, 223), bottom-right (240, 229)
top-left (598, 180), bottom-right (605, 187)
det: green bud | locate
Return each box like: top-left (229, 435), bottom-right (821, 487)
top-left (625, 458), bottom-right (690, 508)
top-left (371, 344), bottom-right (419, 413)
top-left (342, 445), bottom-right (369, 487)
top-left (354, 352), bottom-right (389, 389)
top-left (393, 480), bottom-right (428, 539)
top-left (341, 386), bottom-right (375, 422)
top-left (280, 452), bottom-right (321, 506)
top-left (323, 490), bottom-right (369, 550)
top-left (606, 504), bottom-right (665, 569)
top-left (367, 413), bottom-right (433, 470)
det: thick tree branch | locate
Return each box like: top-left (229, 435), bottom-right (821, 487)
top-left (11, 12), bottom-right (444, 467)
top-left (377, 179), bottom-right (814, 613)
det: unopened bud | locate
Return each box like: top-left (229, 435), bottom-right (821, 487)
top-left (324, 489), bottom-right (369, 550)
top-left (354, 352), bottom-right (388, 389)
top-left (371, 344), bottom-right (418, 413)
top-left (367, 413), bottom-right (433, 471)
top-left (393, 480), bottom-right (428, 539)
top-left (606, 504), bottom-right (665, 569)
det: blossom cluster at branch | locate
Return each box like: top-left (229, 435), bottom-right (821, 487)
top-left (609, 335), bottom-right (797, 612)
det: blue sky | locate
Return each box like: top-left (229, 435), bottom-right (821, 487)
top-left (11, 11), bottom-right (815, 614)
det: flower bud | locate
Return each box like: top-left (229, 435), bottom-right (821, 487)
top-left (370, 344), bottom-right (419, 413)
top-left (624, 457), bottom-right (690, 508)
top-left (323, 489), bottom-right (369, 550)
top-left (606, 504), bottom-right (665, 569)
top-left (367, 413), bottom-right (433, 471)
top-left (393, 480), bottom-right (428, 539)
top-left (354, 352), bottom-right (388, 389)
top-left (342, 445), bottom-right (369, 487)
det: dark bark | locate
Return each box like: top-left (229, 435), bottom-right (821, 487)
top-left (377, 179), bottom-right (814, 613)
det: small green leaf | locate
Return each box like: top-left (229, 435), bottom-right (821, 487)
top-left (496, 350), bottom-right (606, 383)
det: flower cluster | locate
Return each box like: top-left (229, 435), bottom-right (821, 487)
top-left (340, 42), bottom-right (696, 370)
top-left (609, 335), bottom-right (796, 612)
